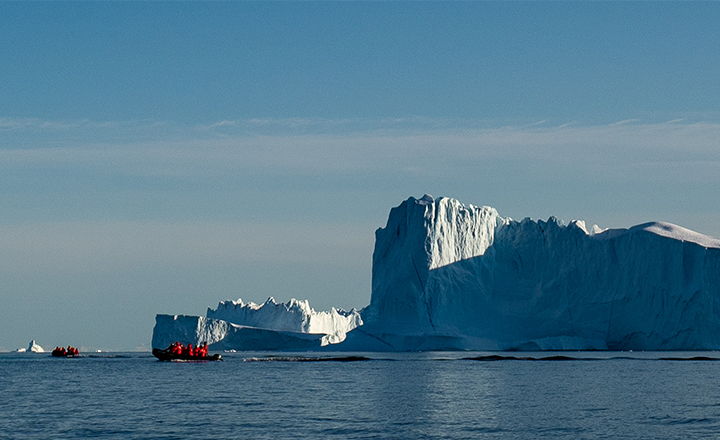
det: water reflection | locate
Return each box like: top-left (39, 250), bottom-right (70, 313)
top-left (359, 353), bottom-right (500, 437)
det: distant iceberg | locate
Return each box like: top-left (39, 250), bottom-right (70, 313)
top-left (153, 195), bottom-right (720, 351)
top-left (16, 340), bottom-right (45, 353)
top-left (29, 340), bottom-right (45, 353)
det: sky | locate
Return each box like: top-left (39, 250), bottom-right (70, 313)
top-left (1, 2), bottom-right (719, 351)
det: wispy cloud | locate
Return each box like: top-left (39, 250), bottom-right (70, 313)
top-left (2, 118), bottom-right (720, 181)
top-left (527, 120), bottom-right (547, 127)
top-left (609, 119), bottom-right (640, 126)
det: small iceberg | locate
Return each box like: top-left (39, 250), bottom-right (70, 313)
top-left (16, 340), bottom-right (45, 353)
top-left (29, 340), bottom-right (45, 352)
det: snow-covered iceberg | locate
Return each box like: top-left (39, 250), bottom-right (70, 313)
top-left (345, 195), bottom-right (720, 351)
top-left (151, 298), bottom-right (362, 350)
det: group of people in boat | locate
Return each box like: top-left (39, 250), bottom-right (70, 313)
top-left (52, 346), bottom-right (79, 356)
top-left (166, 341), bottom-right (209, 358)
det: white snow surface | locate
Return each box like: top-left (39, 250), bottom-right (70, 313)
top-left (634, 221), bottom-right (720, 249)
top-left (351, 195), bottom-right (720, 351)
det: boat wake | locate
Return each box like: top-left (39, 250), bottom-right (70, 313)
top-left (243, 356), bottom-right (371, 362)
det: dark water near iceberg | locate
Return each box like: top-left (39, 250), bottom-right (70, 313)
top-left (3, 351), bottom-right (720, 439)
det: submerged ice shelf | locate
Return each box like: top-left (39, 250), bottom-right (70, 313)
top-left (207, 297), bottom-right (362, 345)
top-left (152, 297), bottom-right (362, 351)
top-left (152, 195), bottom-right (720, 351)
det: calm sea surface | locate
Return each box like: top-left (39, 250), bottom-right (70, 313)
top-left (2, 351), bottom-right (720, 439)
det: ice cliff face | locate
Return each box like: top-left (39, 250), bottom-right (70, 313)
top-left (353, 195), bottom-right (720, 351)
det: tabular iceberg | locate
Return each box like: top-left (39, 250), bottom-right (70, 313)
top-left (345, 195), bottom-right (720, 351)
top-left (152, 194), bottom-right (720, 351)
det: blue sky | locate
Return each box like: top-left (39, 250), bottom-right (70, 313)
top-left (1, 2), bottom-right (720, 351)
top-left (2, 2), bottom-right (719, 122)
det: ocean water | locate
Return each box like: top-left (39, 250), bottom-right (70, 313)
top-left (2, 351), bottom-right (720, 439)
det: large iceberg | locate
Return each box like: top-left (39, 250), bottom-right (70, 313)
top-left (345, 195), bottom-right (720, 351)
top-left (152, 195), bottom-right (720, 351)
